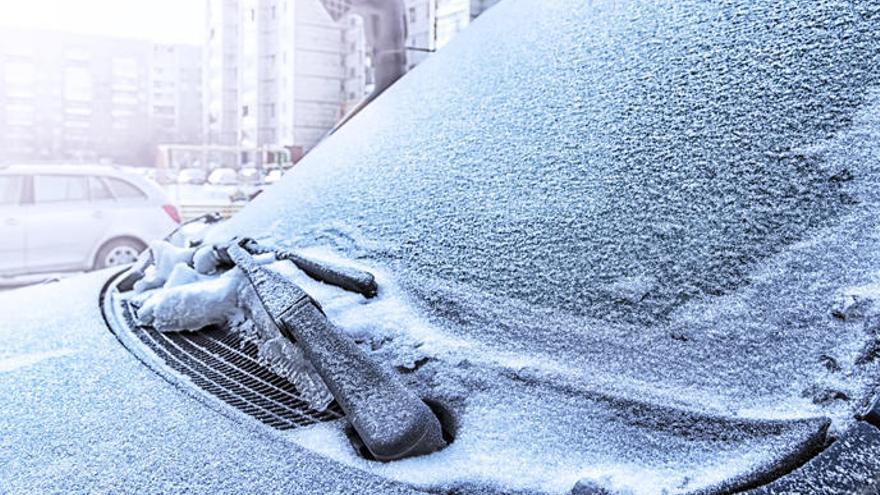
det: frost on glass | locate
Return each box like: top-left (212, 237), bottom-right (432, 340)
top-left (196, 0), bottom-right (880, 493)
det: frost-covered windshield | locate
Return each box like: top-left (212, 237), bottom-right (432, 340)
top-left (219, 0), bottom-right (880, 325)
top-left (199, 1), bottom-right (880, 492)
top-left (211, 0), bottom-right (880, 419)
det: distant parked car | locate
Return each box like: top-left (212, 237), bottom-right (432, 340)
top-left (208, 168), bottom-right (239, 186)
top-left (177, 168), bottom-right (207, 185)
top-left (138, 167), bottom-right (175, 185)
top-left (238, 167), bottom-right (260, 184)
top-left (264, 169), bottom-right (284, 184)
top-left (0, 164), bottom-right (180, 277)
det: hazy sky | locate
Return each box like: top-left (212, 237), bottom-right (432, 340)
top-left (0, 0), bottom-right (205, 45)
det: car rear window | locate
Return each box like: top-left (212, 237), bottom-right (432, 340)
top-left (105, 177), bottom-right (147, 200)
top-left (34, 175), bottom-right (89, 203)
top-left (0, 176), bottom-right (23, 205)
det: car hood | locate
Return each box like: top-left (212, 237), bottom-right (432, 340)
top-left (0, 272), bottom-right (418, 495)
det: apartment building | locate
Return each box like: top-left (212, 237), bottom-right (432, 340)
top-left (0, 28), bottom-right (203, 165)
top-left (205, 0), bottom-right (368, 165)
top-left (204, 0), bottom-right (499, 166)
top-left (150, 44), bottom-right (204, 146)
top-left (405, 0), bottom-right (500, 69)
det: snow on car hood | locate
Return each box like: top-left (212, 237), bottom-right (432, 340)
top-left (0, 271), bottom-right (419, 495)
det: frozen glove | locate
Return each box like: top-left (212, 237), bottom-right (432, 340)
top-left (164, 263), bottom-right (209, 288)
top-left (193, 245), bottom-right (222, 274)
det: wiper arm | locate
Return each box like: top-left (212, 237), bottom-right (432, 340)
top-left (118, 232), bottom-right (378, 298)
top-left (227, 239), bottom-right (445, 461)
top-left (237, 238), bottom-right (377, 298)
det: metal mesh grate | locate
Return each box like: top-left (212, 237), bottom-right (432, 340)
top-left (122, 303), bottom-right (344, 430)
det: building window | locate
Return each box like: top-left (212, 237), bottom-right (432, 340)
top-left (5, 61), bottom-right (36, 86)
top-left (409, 7), bottom-right (416, 24)
top-left (242, 105), bottom-right (249, 117)
top-left (64, 67), bottom-right (93, 102)
top-left (112, 57), bottom-right (139, 78)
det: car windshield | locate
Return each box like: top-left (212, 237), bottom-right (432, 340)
top-left (218, 3), bottom-right (880, 320)
top-left (208, 0), bottom-right (880, 484)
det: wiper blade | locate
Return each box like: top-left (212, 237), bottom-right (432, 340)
top-left (238, 238), bottom-right (377, 298)
top-left (227, 239), bottom-right (445, 461)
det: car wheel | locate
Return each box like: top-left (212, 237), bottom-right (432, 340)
top-left (94, 238), bottom-right (146, 270)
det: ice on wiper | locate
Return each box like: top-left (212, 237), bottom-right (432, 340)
top-left (240, 238), bottom-right (378, 298)
top-left (117, 239), bottom-right (387, 411)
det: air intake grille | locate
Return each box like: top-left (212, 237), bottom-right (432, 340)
top-left (122, 303), bottom-right (344, 430)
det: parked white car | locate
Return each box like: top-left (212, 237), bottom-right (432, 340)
top-left (264, 168), bottom-right (284, 184)
top-left (0, 164), bottom-right (180, 277)
top-left (238, 167), bottom-right (260, 184)
top-left (208, 168), bottom-right (239, 186)
top-left (177, 168), bottom-right (207, 185)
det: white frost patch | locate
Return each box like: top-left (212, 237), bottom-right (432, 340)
top-left (0, 349), bottom-right (76, 373)
top-left (287, 390), bottom-right (788, 495)
top-left (133, 241), bottom-right (196, 293)
top-left (136, 268), bottom-right (244, 333)
top-left (831, 280), bottom-right (880, 320)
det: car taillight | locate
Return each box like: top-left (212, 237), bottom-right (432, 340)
top-left (162, 204), bottom-right (182, 224)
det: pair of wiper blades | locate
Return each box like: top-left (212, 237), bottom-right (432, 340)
top-left (121, 231), bottom-right (445, 460)
top-left (225, 239), bottom-right (446, 461)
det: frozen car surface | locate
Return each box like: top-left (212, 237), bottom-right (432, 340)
top-left (4, 0), bottom-right (880, 494)
top-left (0, 273), bottom-right (418, 495)
top-left (217, 0), bottom-right (880, 420)
top-left (206, 0), bottom-right (880, 492)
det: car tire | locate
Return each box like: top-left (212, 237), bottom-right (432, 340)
top-left (94, 238), bottom-right (147, 270)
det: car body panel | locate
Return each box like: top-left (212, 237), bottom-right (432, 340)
top-left (0, 272), bottom-right (419, 495)
top-left (0, 208), bottom-right (26, 273)
top-left (25, 195), bottom-right (109, 271)
top-left (208, 168), bottom-right (239, 186)
top-left (178, 168), bottom-right (207, 185)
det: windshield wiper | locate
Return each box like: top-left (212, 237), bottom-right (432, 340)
top-left (117, 228), bottom-right (378, 298)
top-left (227, 239), bottom-right (446, 461)
top-left (235, 238), bottom-right (377, 298)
